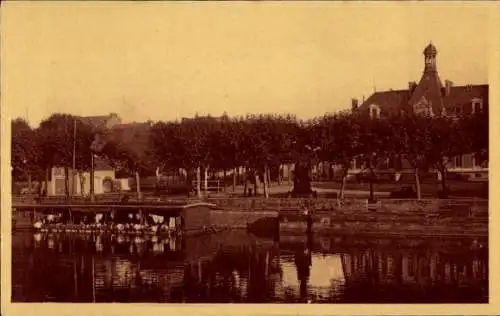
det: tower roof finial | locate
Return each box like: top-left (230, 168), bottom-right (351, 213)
top-left (424, 42), bottom-right (437, 56)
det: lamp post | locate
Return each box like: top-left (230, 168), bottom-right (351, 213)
top-left (72, 118), bottom-right (77, 196)
top-left (21, 158), bottom-right (33, 199)
top-left (90, 133), bottom-right (105, 203)
top-left (90, 152), bottom-right (95, 203)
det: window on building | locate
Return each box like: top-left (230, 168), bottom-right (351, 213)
top-left (369, 104), bottom-right (381, 119)
top-left (472, 99), bottom-right (483, 114)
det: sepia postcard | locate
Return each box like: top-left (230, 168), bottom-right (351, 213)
top-left (1, 1), bottom-right (500, 315)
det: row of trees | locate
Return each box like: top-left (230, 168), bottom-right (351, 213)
top-left (12, 111), bottom-right (488, 199)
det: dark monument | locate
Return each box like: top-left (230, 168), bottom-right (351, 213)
top-left (290, 144), bottom-right (318, 198)
top-left (291, 160), bottom-right (314, 197)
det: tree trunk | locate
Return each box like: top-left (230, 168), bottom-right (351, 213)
top-left (243, 168), bottom-right (248, 196)
top-left (287, 164), bottom-right (291, 185)
top-left (254, 172), bottom-right (259, 196)
top-left (204, 166), bottom-right (209, 196)
top-left (263, 165), bottom-right (269, 199)
top-left (45, 168), bottom-right (50, 196)
top-left (414, 167), bottom-right (421, 199)
top-left (232, 168), bottom-right (237, 192)
top-left (135, 170), bottom-right (142, 200)
top-left (156, 166), bottom-right (161, 185)
top-left (439, 166), bottom-right (447, 198)
top-left (64, 166), bottom-right (69, 198)
top-left (79, 173), bottom-right (85, 197)
top-left (277, 165), bottom-right (282, 186)
top-left (223, 169), bottom-right (227, 192)
top-left (27, 173), bottom-right (32, 200)
top-left (196, 166), bottom-right (202, 199)
top-left (339, 166), bottom-right (349, 199)
top-left (90, 154), bottom-right (95, 202)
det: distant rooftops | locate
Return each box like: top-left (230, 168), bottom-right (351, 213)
top-left (77, 112), bottom-right (122, 129)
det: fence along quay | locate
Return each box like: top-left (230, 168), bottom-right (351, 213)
top-left (12, 195), bottom-right (488, 238)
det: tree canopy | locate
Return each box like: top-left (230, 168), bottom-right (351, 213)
top-left (12, 109), bottom-right (488, 198)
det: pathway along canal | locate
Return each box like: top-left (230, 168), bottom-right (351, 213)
top-left (12, 230), bottom-right (488, 303)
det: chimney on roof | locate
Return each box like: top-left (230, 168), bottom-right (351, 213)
top-left (351, 98), bottom-right (359, 112)
top-left (408, 81), bottom-right (417, 94)
top-left (445, 80), bottom-right (453, 96)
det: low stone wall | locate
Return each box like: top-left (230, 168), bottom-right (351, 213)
top-left (209, 209), bottom-right (278, 229)
top-left (308, 216), bottom-right (488, 237)
top-left (279, 199), bottom-right (488, 237)
top-left (375, 199), bottom-right (488, 216)
top-left (208, 197), bottom-right (488, 237)
top-left (209, 197), bottom-right (487, 213)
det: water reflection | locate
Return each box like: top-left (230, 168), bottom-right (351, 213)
top-left (12, 231), bottom-right (488, 303)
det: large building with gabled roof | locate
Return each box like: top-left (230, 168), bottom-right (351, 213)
top-left (353, 42), bottom-right (488, 119)
top-left (328, 43), bottom-right (489, 182)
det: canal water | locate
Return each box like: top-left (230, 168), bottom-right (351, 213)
top-left (11, 230), bottom-right (488, 303)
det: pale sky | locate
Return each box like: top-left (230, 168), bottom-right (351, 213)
top-left (1, 2), bottom-right (495, 127)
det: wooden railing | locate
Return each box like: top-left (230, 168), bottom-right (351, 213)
top-left (192, 180), bottom-right (223, 193)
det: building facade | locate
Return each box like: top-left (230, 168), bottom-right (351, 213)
top-left (47, 160), bottom-right (117, 196)
top-left (346, 42), bottom-right (488, 179)
top-left (354, 43), bottom-right (488, 119)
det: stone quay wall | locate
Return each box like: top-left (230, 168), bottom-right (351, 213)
top-left (208, 198), bottom-right (488, 237)
top-left (12, 196), bottom-right (488, 238)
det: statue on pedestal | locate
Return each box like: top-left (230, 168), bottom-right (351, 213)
top-left (290, 145), bottom-right (319, 198)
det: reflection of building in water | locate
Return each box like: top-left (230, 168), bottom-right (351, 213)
top-left (341, 250), bottom-right (488, 287)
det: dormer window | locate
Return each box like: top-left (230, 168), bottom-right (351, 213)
top-left (369, 104), bottom-right (381, 119)
top-left (471, 98), bottom-right (483, 114)
top-left (413, 96), bottom-right (434, 117)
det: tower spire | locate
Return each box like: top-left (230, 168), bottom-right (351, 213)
top-left (423, 42), bottom-right (438, 73)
